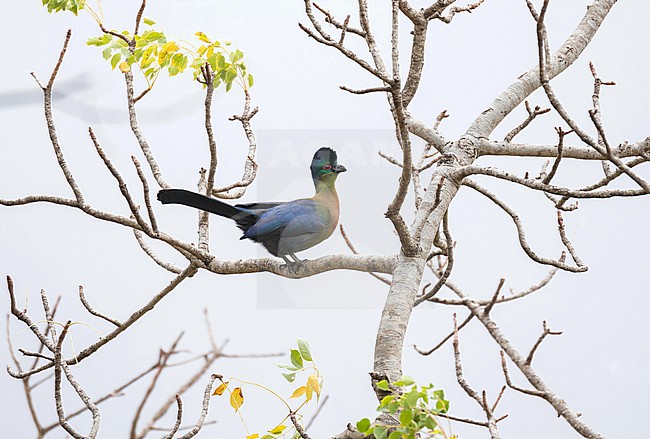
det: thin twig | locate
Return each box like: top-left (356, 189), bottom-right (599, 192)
top-left (463, 179), bottom-right (586, 272)
top-left (162, 395), bottom-right (183, 439)
top-left (79, 286), bottom-right (122, 327)
top-left (130, 333), bottom-right (185, 439)
top-left (132, 156), bottom-right (159, 234)
top-left (291, 413), bottom-right (312, 439)
top-left (176, 374), bottom-right (219, 439)
top-left (504, 101), bottom-right (550, 143)
top-left (525, 321), bottom-right (563, 366)
top-left (89, 127), bottom-right (150, 233)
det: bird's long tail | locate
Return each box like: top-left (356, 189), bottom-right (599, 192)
top-left (157, 189), bottom-right (244, 218)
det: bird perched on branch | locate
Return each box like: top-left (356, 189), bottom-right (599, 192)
top-left (157, 147), bottom-right (346, 264)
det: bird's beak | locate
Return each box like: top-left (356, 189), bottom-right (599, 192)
top-left (333, 164), bottom-right (347, 173)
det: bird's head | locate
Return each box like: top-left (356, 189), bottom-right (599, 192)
top-left (310, 147), bottom-right (347, 185)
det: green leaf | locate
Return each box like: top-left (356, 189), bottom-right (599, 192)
top-left (290, 349), bottom-right (303, 369)
top-left (110, 53), bottom-right (121, 70)
top-left (388, 432), bottom-right (403, 439)
top-left (404, 390), bottom-right (420, 408)
top-left (394, 376), bottom-right (415, 387)
top-left (277, 363), bottom-right (300, 371)
top-left (356, 418), bottom-right (371, 433)
top-left (216, 52), bottom-right (226, 69)
top-left (399, 409), bottom-right (414, 426)
top-left (102, 47), bottom-right (112, 60)
top-left (435, 398), bottom-right (449, 413)
top-left (424, 415), bottom-right (437, 430)
top-left (376, 380), bottom-right (390, 391)
top-left (143, 17), bottom-right (156, 26)
top-left (373, 426), bottom-right (387, 439)
top-left (282, 372), bottom-right (296, 383)
top-left (247, 73), bottom-right (254, 88)
top-left (230, 49), bottom-right (244, 63)
top-left (297, 339), bottom-right (312, 361)
top-left (379, 395), bottom-right (395, 408)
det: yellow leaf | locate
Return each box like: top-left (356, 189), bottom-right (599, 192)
top-left (195, 31), bottom-right (211, 43)
top-left (157, 50), bottom-right (167, 66)
top-left (290, 386), bottom-right (307, 399)
top-left (230, 387), bottom-right (244, 411)
top-left (162, 42), bottom-right (178, 53)
top-left (269, 425), bottom-right (286, 435)
top-left (246, 435), bottom-right (259, 439)
top-left (212, 381), bottom-right (228, 396)
top-left (306, 374), bottom-right (320, 401)
top-left (119, 61), bottom-right (130, 73)
top-left (198, 45), bottom-right (207, 56)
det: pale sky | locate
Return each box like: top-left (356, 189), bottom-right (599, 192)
top-left (1, 1), bottom-right (649, 438)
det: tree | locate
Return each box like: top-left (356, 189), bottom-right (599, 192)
top-left (2, 0), bottom-right (648, 438)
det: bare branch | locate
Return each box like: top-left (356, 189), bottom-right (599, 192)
top-left (132, 156), bottom-right (159, 234)
top-left (131, 333), bottom-right (184, 439)
top-left (291, 413), bottom-right (312, 439)
top-left (299, 0), bottom-right (391, 83)
top-left (533, 1), bottom-right (650, 194)
top-left (415, 213), bottom-right (453, 305)
top-left (525, 321), bottom-right (563, 366)
top-left (500, 351), bottom-right (545, 397)
top-left (134, 0), bottom-right (147, 35)
top-left (79, 286), bottom-right (122, 327)
top-left (467, 0), bottom-right (618, 138)
top-left (458, 166), bottom-right (647, 200)
top-left (427, 0), bottom-right (486, 23)
top-left (54, 321), bottom-right (101, 439)
top-left (504, 101), bottom-right (551, 143)
top-left (162, 395), bottom-right (183, 439)
top-left (452, 313), bottom-right (501, 439)
top-left (434, 110), bottom-right (449, 130)
top-left (133, 230), bottom-right (183, 273)
top-left (89, 127), bottom-right (151, 233)
top-left (215, 90), bottom-right (259, 199)
top-left (176, 374), bottom-right (219, 439)
top-left (339, 85), bottom-right (391, 95)
top-left (7, 278), bottom-right (56, 354)
top-left (124, 68), bottom-right (169, 188)
top-left (484, 278), bottom-right (506, 315)
top-left (414, 312), bottom-right (473, 356)
top-left (33, 29), bottom-right (85, 204)
top-left (542, 127), bottom-right (571, 184)
top-left (461, 297), bottom-right (604, 438)
top-left (312, 2), bottom-right (366, 37)
top-left (463, 179), bottom-right (586, 272)
top-left (8, 265), bottom-right (197, 379)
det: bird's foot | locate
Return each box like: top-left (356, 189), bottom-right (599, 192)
top-left (281, 254), bottom-right (306, 271)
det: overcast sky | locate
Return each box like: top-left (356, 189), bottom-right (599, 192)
top-left (1, 1), bottom-right (649, 438)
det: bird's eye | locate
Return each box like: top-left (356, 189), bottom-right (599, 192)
top-left (323, 164), bottom-right (332, 170)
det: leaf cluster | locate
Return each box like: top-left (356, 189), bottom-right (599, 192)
top-left (43, 2), bottom-right (253, 94)
top-left (212, 340), bottom-right (321, 439)
top-left (41, 0), bottom-right (85, 15)
top-left (357, 377), bottom-right (451, 439)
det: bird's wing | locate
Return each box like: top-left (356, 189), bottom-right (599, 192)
top-left (234, 201), bottom-right (285, 216)
top-left (242, 199), bottom-right (327, 239)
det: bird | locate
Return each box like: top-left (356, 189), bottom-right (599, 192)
top-left (157, 147), bottom-right (346, 264)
